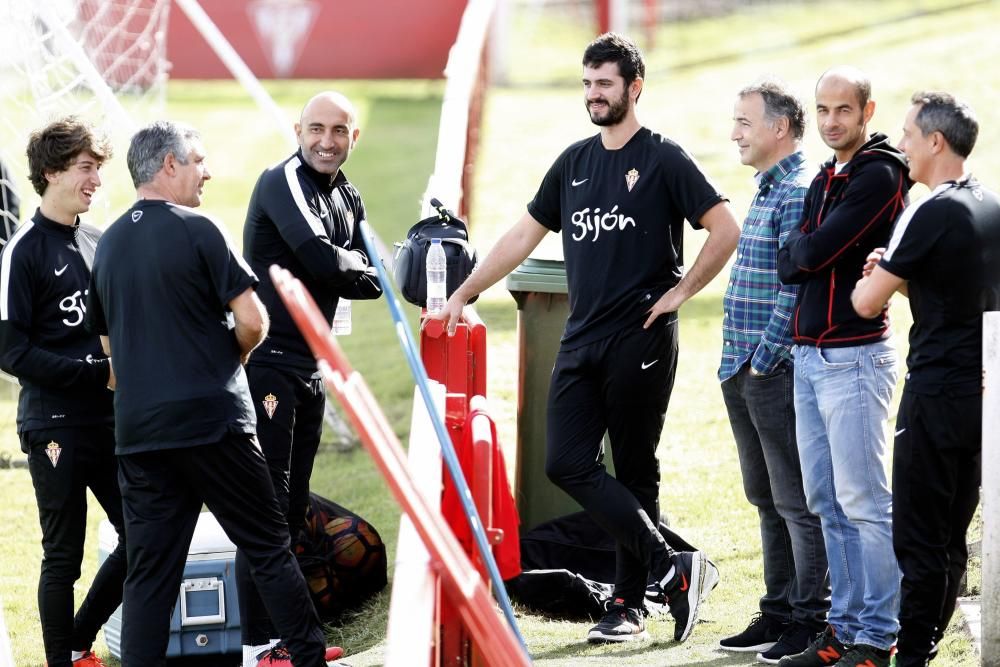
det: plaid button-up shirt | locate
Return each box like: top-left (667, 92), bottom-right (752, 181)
top-left (719, 151), bottom-right (810, 381)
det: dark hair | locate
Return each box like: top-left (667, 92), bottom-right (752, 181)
top-left (26, 117), bottom-right (111, 196)
top-left (910, 91), bottom-right (979, 158)
top-left (127, 120), bottom-right (201, 188)
top-left (582, 32), bottom-right (645, 85)
top-left (739, 79), bottom-right (807, 140)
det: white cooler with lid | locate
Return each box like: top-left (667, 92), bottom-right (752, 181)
top-left (98, 511), bottom-right (242, 659)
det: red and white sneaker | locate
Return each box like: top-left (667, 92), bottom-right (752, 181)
top-left (73, 651), bottom-right (108, 667)
top-left (256, 643), bottom-right (346, 666)
top-left (45, 650), bottom-right (109, 667)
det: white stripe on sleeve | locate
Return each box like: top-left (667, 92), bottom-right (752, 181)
top-left (283, 157), bottom-right (327, 239)
top-left (0, 221), bottom-right (35, 320)
top-left (884, 183), bottom-right (949, 262)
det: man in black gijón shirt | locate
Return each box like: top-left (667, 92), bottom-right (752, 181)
top-left (0, 118), bottom-right (124, 667)
top-left (432, 33), bottom-right (739, 644)
top-left (239, 90), bottom-right (381, 664)
top-left (853, 92), bottom-right (1000, 667)
top-left (86, 121), bottom-right (340, 667)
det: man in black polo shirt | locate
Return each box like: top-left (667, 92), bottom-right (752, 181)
top-left (431, 33), bottom-right (738, 644)
top-left (853, 92), bottom-right (1000, 667)
top-left (0, 118), bottom-right (123, 667)
top-left (86, 121), bottom-right (339, 667)
top-left (239, 90), bottom-right (381, 664)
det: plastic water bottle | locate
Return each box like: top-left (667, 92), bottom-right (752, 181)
top-left (332, 298), bottom-right (352, 335)
top-left (426, 238), bottom-right (447, 314)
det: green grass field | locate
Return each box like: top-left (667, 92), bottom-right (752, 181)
top-left (2, 0), bottom-right (998, 664)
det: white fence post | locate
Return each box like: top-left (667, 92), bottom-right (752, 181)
top-left (983, 312), bottom-right (1000, 662)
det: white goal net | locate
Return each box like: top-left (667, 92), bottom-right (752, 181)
top-left (0, 0), bottom-right (171, 230)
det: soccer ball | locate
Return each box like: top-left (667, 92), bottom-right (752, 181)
top-left (295, 496), bottom-right (388, 620)
top-left (324, 515), bottom-right (385, 578)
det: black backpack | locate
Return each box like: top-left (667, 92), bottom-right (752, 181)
top-left (393, 198), bottom-right (478, 308)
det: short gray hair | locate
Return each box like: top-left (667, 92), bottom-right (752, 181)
top-left (910, 91), bottom-right (979, 158)
top-left (127, 121), bottom-right (201, 188)
top-left (738, 79), bottom-right (806, 140)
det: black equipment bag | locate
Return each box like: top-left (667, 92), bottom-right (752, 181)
top-left (504, 511), bottom-right (696, 620)
top-left (393, 198), bottom-right (478, 308)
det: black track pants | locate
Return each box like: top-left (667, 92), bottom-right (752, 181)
top-left (545, 318), bottom-right (679, 608)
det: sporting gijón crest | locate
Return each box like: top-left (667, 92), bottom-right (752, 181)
top-left (625, 168), bottom-right (640, 192)
top-left (262, 393), bottom-right (279, 419)
top-left (45, 441), bottom-right (62, 468)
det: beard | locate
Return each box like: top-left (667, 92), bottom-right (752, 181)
top-left (587, 88), bottom-right (630, 127)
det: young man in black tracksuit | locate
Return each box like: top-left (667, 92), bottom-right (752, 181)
top-left (432, 33), bottom-right (738, 645)
top-left (239, 91), bottom-right (381, 666)
top-left (853, 92), bottom-right (1000, 667)
top-left (0, 118), bottom-right (124, 667)
top-left (777, 67), bottom-right (911, 667)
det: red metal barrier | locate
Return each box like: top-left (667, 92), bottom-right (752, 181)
top-left (421, 308), bottom-right (486, 400)
top-left (421, 308), bottom-right (520, 667)
top-left (270, 267), bottom-right (529, 667)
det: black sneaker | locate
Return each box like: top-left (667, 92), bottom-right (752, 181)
top-left (832, 643), bottom-right (893, 667)
top-left (703, 557), bottom-right (720, 599)
top-left (646, 556), bottom-right (720, 606)
top-left (777, 625), bottom-right (849, 666)
top-left (660, 550), bottom-right (708, 642)
top-left (586, 598), bottom-right (649, 643)
top-left (758, 623), bottom-right (821, 664)
top-left (719, 612), bottom-right (789, 653)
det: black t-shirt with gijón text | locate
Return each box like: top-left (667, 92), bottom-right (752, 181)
top-left (880, 176), bottom-right (1000, 394)
top-left (87, 199), bottom-right (258, 454)
top-left (528, 127), bottom-right (725, 349)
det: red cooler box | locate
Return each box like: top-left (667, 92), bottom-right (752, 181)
top-left (98, 511), bottom-right (242, 659)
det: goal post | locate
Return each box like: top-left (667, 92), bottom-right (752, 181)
top-left (421, 0), bottom-right (496, 220)
top-left (983, 312), bottom-right (999, 663)
top-left (0, 0), bottom-right (171, 222)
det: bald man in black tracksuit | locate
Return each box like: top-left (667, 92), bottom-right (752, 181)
top-left (238, 91), bottom-right (381, 663)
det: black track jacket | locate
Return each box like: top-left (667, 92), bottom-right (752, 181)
top-left (0, 210), bottom-right (112, 435)
top-left (777, 133), bottom-right (911, 347)
top-left (243, 150), bottom-right (382, 374)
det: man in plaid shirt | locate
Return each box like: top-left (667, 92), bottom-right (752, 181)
top-left (717, 80), bottom-right (829, 664)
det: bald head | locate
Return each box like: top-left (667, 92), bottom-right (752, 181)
top-left (299, 91), bottom-right (357, 127)
top-left (816, 66), bottom-right (871, 109)
top-left (814, 66), bottom-right (876, 161)
top-left (295, 91), bottom-right (359, 175)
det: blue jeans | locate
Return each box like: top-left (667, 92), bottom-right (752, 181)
top-left (721, 361), bottom-right (829, 627)
top-left (792, 341), bottom-right (900, 649)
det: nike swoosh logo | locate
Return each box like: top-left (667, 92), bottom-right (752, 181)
top-left (641, 359), bottom-right (659, 370)
top-left (894, 428), bottom-right (906, 436)
top-left (571, 178), bottom-right (588, 187)
top-left (678, 573), bottom-right (689, 592)
top-left (54, 264), bottom-right (69, 276)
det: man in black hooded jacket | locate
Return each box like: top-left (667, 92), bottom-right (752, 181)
top-left (776, 67), bottom-right (910, 667)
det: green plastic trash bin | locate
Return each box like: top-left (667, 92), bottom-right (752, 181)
top-left (506, 257), bottom-right (614, 531)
